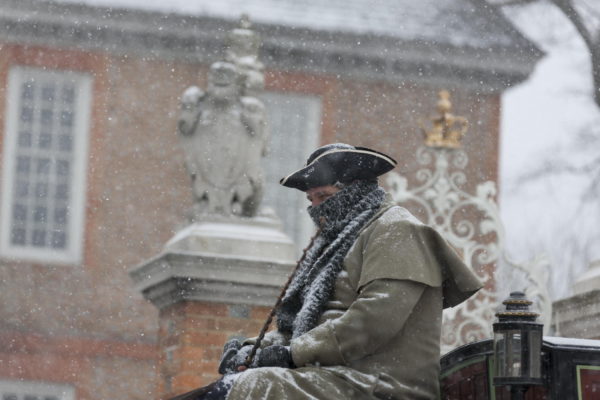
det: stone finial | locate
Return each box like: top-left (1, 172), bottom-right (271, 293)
top-left (421, 90), bottom-right (469, 148)
top-left (177, 16), bottom-right (268, 219)
top-left (226, 14), bottom-right (265, 96)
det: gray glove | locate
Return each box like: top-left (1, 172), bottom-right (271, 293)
top-left (218, 339), bottom-right (241, 374)
top-left (255, 345), bottom-right (295, 369)
top-left (218, 340), bottom-right (260, 375)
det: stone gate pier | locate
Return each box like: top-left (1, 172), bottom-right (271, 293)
top-left (129, 17), bottom-right (296, 399)
top-left (129, 216), bottom-right (295, 398)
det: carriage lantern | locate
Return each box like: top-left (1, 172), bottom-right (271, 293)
top-left (493, 291), bottom-right (543, 399)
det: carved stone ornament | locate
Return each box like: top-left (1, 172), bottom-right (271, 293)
top-left (177, 16), bottom-right (268, 219)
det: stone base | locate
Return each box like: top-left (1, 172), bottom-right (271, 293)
top-left (551, 289), bottom-right (600, 340)
top-left (129, 216), bottom-right (297, 309)
top-left (166, 215), bottom-right (296, 264)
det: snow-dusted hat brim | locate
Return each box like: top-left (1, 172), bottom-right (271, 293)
top-left (280, 146), bottom-right (397, 191)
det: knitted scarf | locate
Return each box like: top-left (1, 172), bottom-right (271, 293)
top-left (276, 181), bottom-right (386, 338)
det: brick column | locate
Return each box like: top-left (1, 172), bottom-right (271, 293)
top-left (156, 301), bottom-right (271, 397)
top-left (129, 219), bottom-right (295, 399)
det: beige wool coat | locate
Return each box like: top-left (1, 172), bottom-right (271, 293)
top-left (226, 199), bottom-right (482, 400)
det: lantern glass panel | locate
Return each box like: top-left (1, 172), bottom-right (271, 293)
top-left (527, 329), bottom-right (542, 379)
top-left (494, 330), bottom-right (523, 378)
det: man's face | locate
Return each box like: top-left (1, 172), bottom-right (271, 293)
top-left (306, 185), bottom-right (341, 207)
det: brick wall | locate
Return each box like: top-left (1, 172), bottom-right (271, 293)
top-left (0, 331), bottom-right (157, 400)
top-left (157, 302), bottom-right (271, 399)
top-left (0, 42), bottom-right (190, 400)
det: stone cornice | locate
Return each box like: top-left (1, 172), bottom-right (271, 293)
top-left (129, 251), bottom-right (294, 309)
top-left (0, 0), bottom-right (542, 92)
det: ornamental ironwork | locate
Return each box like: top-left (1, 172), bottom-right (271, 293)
top-left (387, 91), bottom-right (551, 352)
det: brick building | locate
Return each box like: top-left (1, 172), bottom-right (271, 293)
top-left (0, 0), bottom-right (540, 399)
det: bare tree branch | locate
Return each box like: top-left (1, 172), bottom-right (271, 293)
top-left (551, 0), bottom-right (594, 47)
top-left (490, 0), bottom-right (600, 109)
top-left (552, 0), bottom-right (600, 107)
top-left (514, 155), bottom-right (600, 184)
top-left (484, 0), bottom-right (539, 6)
top-left (580, 0), bottom-right (600, 21)
top-left (581, 165), bottom-right (600, 201)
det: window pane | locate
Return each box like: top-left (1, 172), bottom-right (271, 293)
top-left (0, 379), bottom-right (74, 400)
top-left (55, 184), bottom-right (69, 200)
top-left (33, 207), bottom-right (47, 223)
top-left (18, 131), bottom-right (32, 147)
top-left (31, 230), bottom-right (46, 247)
top-left (11, 228), bottom-right (26, 245)
top-left (15, 181), bottom-right (29, 197)
top-left (12, 204), bottom-right (27, 221)
top-left (62, 86), bottom-right (75, 104)
top-left (58, 134), bottom-right (72, 152)
top-left (16, 156), bottom-right (30, 174)
top-left (54, 208), bottom-right (67, 224)
top-left (56, 160), bottom-right (69, 177)
top-left (39, 134), bottom-right (52, 149)
top-left (35, 183), bottom-right (48, 199)
top-left (60, 111), bottom-right (73, 127)
top-left (20, 107), bottom-right (33, 123)
top-left (36, 159), bottom-right (50, 175)
top-left (41, 85), bottom-right (55, 102)
top-left (41, 109), bottom-right (53, 124)
top-left (21, 82), bottom-right (34, 100)
top-left (51, 231), bottom-right (67, 249)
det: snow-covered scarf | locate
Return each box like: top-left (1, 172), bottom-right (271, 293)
top-left (276, 181), bottom-right (386, 338)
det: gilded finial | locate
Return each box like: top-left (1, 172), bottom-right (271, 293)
top-left (421, 90), bottom-right (468, 148)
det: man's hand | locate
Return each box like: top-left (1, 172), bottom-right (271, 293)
top-left (218, 340), bottom-right (260, 374)
top-left (255, 345), bottom-right (295, 369)
top-left (218, 339), bottom-right (241, 374)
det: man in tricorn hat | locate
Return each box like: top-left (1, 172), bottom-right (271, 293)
top-left (173, 143), bottom-right (482, 400)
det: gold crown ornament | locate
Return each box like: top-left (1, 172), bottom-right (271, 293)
top-left (421, 90), bottom-right (469, 148)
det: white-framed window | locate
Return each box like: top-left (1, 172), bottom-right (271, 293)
top-left (0, 66), bottom-right (92, 264)
top-left (261, 92), bottom-right (322, 250)
top-left (0, 379), bottom-right (74, 400)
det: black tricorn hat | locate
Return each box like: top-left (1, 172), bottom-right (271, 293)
top-left (280, 143), bottom-right (397, 191)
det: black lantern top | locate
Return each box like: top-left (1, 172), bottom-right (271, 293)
top-left (496, 291), bottom-right (539, 323)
